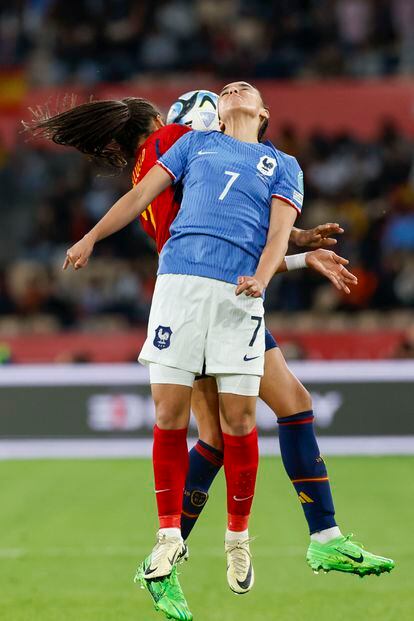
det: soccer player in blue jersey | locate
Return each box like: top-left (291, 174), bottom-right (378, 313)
top-left (64, 80), bottom-right (302, 594)
top-left (172, 89), bottom-right (393, 590)
top-left (63, 82), bottom-right (394, 616)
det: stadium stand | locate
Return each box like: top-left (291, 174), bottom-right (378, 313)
top-left (0, 1), bottom-right (413, 359)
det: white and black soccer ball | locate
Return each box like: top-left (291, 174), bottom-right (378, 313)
top-left (167, 90), bottom-right (219, 131)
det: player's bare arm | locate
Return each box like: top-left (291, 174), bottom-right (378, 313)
top-left (236, 199), bottom-right (297, 297)
top-left (63, 165), bottom-right (171, 270)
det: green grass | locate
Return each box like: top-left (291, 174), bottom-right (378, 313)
top-left (0, 456), bottom-right (413, 621)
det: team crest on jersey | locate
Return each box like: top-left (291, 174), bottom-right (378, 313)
top-left (153, 325), bottom-right (172, 350)
top-left (257, 155), bottom-right (277, 176)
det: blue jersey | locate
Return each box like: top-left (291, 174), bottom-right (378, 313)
top-left (157, 130), bottom-right (303, 285)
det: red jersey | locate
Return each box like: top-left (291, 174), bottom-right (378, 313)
top-left (132, 123), bottom-right (191, 253)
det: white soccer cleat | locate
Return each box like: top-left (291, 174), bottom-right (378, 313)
top-left (143, 531), bottom-right (188, 580)
top-left (225, 536), bottom-right (255, 594)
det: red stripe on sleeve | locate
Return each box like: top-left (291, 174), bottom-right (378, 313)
top-left (156, 160), bottom-right (176, 181)
top-left (272, 194), bottom-right (301, 214)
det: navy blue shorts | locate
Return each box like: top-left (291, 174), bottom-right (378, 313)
top-left (195, 326), bottom-right (278, 381)
top-left (265, 327), bottom-right (278, 351)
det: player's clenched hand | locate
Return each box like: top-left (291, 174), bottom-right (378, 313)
top-left (63, 234), bottom-right (95, 271)
top-left (294, 223), bottom-right (344, 248)
top-left (305, 249), bottom-right (358, 294)
top-left (235, 276), bottom-right (265, 297)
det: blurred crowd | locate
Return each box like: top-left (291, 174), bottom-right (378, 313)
top-left (0, 119), bottom-right (413, 333)
top-left (0, 141), bottom-right (155, 332)
top-left (1, 0), bottom-right (414, 83)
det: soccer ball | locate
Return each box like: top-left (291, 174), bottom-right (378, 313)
top-left (167, 90), bottom-right (220, 131)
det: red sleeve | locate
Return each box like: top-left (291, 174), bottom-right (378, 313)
top-left (158, 123), bottom-right (191, 153)
top-left (133, 124), bottom-right (191, 251)
top-left (133, 124), bottom-right (191, 184)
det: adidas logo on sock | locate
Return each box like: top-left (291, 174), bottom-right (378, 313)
top-left (298, 491), bottom-right (314, 504)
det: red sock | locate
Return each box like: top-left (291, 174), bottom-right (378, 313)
top-left (153, 425), bottom-right (189, 529)
top-left (223, 428), bottom-right (259, 532)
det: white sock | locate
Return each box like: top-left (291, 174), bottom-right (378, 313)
top-left (311, 526), bottom-right (342, 544)
top-left (226, 528), bottom-right (249, 542)
top-left (159, 527), bottom-right (182, 539)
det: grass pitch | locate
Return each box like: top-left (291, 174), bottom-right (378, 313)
top-left (0, 456), bottom-right (413, 621)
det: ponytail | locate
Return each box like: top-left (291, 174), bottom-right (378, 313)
top-left (258, 116), bottom-right (269, 142)
top-left (23, 96), bottom-right (161, 171)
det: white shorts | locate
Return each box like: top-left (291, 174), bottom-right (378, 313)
top-left (139, 274), bottom-right (265, 376)
top-left (149, 363), bottom-right (261, 396)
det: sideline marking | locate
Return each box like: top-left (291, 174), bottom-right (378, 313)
top-left (0, 437), bottom-right (413, 460)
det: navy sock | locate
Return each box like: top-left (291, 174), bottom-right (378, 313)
top-left (277, 410), bottom-right (337, 534)
top-left (181, 440), bottom-right (223, 541)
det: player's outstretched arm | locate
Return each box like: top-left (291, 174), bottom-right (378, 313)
top-left (236, 198), bottom-right (297, 297)
top-left (276, 249), bottom-right (358, 294)
top-left (305, 248), bottom-right (358, 293)
top-left (63, 165), bottom-right (171, 270)
top-left (290, 223), bottom-right (344, 248)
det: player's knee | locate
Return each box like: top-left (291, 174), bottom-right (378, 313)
top-left (297, 383), bottom-right (312, 411)
top-left (151, 381), bottom-right (191, 428)
top-left (277, 381), bottom-right (312, 419)
top-left (220, 406), bottom-right (255, 436)
top-left (154, 399), bottom-right (189, 429)
top-left (232, 421), bottom-right (254, 436)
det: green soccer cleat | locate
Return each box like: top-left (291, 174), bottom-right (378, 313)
top-left (135, 557), bottom-right (193, 621)
top-left (306, 534), bottom-right (395, 578)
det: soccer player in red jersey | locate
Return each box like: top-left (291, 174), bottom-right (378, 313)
top-left (131, 121), bottom-right (190, 253)
top-left (27, 94), bottom-right (393, 621)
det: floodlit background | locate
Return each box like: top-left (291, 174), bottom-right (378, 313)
top-left (0, 2), bottom-right (413, 621)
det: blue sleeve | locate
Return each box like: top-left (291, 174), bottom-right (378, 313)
top-left (157, 132), bottom-right (193, 184)
top-left (271, 155), bottom-right (304, 213)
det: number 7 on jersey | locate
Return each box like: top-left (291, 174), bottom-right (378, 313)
top-left (219, 171), bottom-right (240, 200)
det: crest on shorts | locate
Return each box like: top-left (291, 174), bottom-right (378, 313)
top-left (257, 155), bottom-right (277, 176)
top-left (153, 325), bottom-right (172, 350)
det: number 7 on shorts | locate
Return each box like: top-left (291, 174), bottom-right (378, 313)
top-left (249, 316), bottom-right (262, 347)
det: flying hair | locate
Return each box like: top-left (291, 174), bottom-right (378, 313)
top-left (23, 95), bottom-right (161, 172)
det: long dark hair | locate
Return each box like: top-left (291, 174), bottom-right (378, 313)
top-left (23, 96), bottom-right (161, 171)
top-left (258, 116), bottom-right (269, 142)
